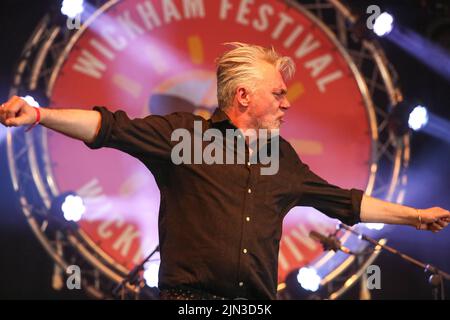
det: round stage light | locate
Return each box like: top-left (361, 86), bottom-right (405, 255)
top-left (364, 223), bottom-right (385, 231)
top-left (20, 95), bottom-right (40, 107)
top-left (374, 12), bottom-right (394, 37)
top-left (297, 267), bottom-right (321, 292)
top-left (61, 194), bottom-right (86, 222)
top-left (143, 261), bottom-right (160, 288)
top-left (408, 105), bottom-right (429, 131)
top-left (61, 0), bottom-right (84, 18)
top-left (50, 192), bottom-right (86, 223)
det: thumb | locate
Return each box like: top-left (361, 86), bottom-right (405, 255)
top-left (434, 207), bottom-right (450, 220)
top-left (439, 213), bottom-right (450, 222)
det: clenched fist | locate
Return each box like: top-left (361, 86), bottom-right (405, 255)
top-left (417, 207), bottom-right (450, 232)
top-left (0, 95), bottom-right (39, 127)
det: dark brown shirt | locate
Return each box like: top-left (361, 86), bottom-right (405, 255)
top-left (85, 106), bottom-right (364, 300)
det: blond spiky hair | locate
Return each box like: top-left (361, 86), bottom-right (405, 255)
top-left (215, 42), bottom-right (295, 110)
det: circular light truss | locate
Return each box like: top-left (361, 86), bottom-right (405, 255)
top-left (7, 0), bottom-right (409, 299)
top-left (278, 0), bottom-right (410, 299)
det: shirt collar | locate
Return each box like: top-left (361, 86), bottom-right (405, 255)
top-left (210, 107), bottom-right (232, 124)
top-left (209, 108), bottom-right (279, 146)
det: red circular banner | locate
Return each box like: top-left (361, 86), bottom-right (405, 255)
top-left (48, 0), bottom-right (371, 282)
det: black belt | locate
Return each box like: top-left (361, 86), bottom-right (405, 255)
top-left (159, 288), bottom-right (228, 300)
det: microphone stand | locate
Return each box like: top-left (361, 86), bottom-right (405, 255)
top-left (339, 223), bottom-right (450, 300)
top-left (309, 229), bottom-right (359, 255)
top-left (112, 245), bottom-right (160, 300)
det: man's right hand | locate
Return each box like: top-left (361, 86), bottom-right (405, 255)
top-left (1, 96), bottom-right (101, 143)
top-left (0, 96), bottom-right (38, 127)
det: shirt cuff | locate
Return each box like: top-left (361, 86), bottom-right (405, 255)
top-left (346, 188), bottom-right (364, 226)
top-left (84, 106), bottom-right (113, 149)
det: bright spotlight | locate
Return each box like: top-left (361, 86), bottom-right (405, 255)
top-left (51, 192), bottom-right (85, 223)
top-left (408, 105), bottom-right (429, 131)
top-left (61, 0), bottom-right (84, 18)
top-left (143, 261), bottom-right (160, 288)
top-left (61, 195), bottom-right (86, 222)
top-left (364, 223), bottom-right (385, 231)
top-left (297, 267), bottom-right (321, 292)
top-left (20, 96), bottom-right (40, 108)
top-left (373, 12), bottom-right (394, 37)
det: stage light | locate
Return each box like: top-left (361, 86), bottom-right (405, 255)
top-left (373, 12), bottom-right (394, 37)
top-left (408, 105), bottom-right (429, 131)
top-left (297, 267), bottom-right (321, 292)
top-left (20, 95), bottom-right (40, 108)
top-left (61, 0), bottom-right (84, 18)
top-left (364, 223), bottom-right (385, 231)
top-left (143, 261), bottom-right (160, 288)
top-left (50, 192), bottom-right (85, 223)
top-left (61, 195), bottom-right (85, 222)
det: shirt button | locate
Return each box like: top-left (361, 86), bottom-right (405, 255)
top-left (239, 282), bottom-right (244, 287)
top-left (247, 188), bottom-right (252, 194)
top-left (246, 216), bottom-right (250, 222)
top-left (243, 248), bottom-right (248, 254)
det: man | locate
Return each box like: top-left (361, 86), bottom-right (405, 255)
top-left (1, 43), bottom-right (449, 300)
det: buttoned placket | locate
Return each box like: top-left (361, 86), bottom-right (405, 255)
top-left (235, 130), bottom-right (259, 292)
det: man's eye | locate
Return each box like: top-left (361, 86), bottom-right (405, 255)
top-left (273, 92), bottom-right (284, 99)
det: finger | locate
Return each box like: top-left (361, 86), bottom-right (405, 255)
top-left (5, 114), bottom-right (30, 127)
top-left (5, 96), bottom-right (20, 110)
top-left (4, 96), bottom-right (24, 117)
top-left (5, 96), bottom-right (19, 105)
top-left (0, 102), bottom-right (10, 124)
top-left (430, 222), bottom-right (443, 232)
top-left (6, 96), bottom-right (24, 118)
top-left (423, 222), bottom-right (439, 232)
top-left (10, 95), bottom-right (22, 104)
top-left (435, 219), bottom-right (447, 228)
top-left (0, 105), bottom-right (5, 122)
top-left (0, 99), bottom-right (17, 123)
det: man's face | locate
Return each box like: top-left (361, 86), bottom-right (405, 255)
top-left (247, 62), bottom-right (290, 130)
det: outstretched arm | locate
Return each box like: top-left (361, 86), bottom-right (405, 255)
top-left (0, 96), bottom-right (101, 143)
top-left (360, 194), bottom-right (450, 232)
top-left (1, 95), bottom-right (181, 161)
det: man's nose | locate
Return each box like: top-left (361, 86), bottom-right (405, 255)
top-left (281, 97), bottom-right (291, 110)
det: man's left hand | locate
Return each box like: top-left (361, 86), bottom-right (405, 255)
top-left (417, 207), bottom-right (450, 232)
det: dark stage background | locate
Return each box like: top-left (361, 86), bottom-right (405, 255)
top-left (0, 0), bottom-right (449, 299)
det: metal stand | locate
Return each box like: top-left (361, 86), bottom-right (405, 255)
top-left (112, 245), bottom-right (160, 300)
top-left (339, 223), bottom-right (450, 300)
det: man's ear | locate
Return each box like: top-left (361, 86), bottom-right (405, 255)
top-left (236, 86), bottom-right (251, 107)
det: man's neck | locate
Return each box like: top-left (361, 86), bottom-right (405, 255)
top-left (223, 106), bottom-right (256, 133)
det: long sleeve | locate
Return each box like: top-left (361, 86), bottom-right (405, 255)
top-left (84, 106), bottom-right (187, 161)
top-left (294, 159), bottom-right (364, 226)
